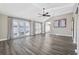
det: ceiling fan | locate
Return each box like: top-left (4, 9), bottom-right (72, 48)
top-left (38, 8), bottom-right (51, 17)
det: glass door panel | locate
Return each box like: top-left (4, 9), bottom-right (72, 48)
top-left (19, 20), bottom-right (25, 36)
top-left (12, 19), bottom-right (30, 38)
top-left (12, 19), bottom-right (19, 38)
top-left (25, 21), bottom-right (30, 35)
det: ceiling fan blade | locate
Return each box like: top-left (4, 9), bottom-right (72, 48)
top-left (37, 15), bottom-right (42, 17)
top-left (45, 15), bottom-right (50, 17)
top-left (38, 13), bottom-right (43, 15)
top-left (45, 12), bottom-right (49, 14)
top-left (38, 16), bottom-right (42, 17)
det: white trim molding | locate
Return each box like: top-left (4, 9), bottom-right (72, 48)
top-left (0, 38), bottom-right (7, 41)
top-left (50, 33), bottom-right (72, 37)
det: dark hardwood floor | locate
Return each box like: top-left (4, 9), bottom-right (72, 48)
top-left (0, 34), bottom-right (77, 55)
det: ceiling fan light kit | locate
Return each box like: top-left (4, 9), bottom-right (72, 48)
top-left (38, 8), bottom-right (51, 17)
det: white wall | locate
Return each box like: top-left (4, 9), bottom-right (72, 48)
top-left (41, 22), bottom-right (45, 34)
top-left (49, 13), bottom-right (73, 36)
top-left (0, 14), bottom-right (8, 41)
top-left (30, 21), bottom-right (33, 35)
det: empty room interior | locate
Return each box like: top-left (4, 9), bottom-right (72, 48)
top-left (0, 3), bottom-right (79, 55)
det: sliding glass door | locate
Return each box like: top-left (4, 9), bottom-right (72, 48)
top-left (25, 21), bottom-right (30, 35)
top-left (19, 20), bottom-right (25, 36)
top-left (12, 19), bottom-right (19, 38)
top-left (12, 19), bottom-right (30, 38)
top-left (35, 22), bottom-right (42, 34)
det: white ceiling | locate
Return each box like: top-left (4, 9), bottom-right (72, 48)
top-left (0, 3), bottom-right (75, 22)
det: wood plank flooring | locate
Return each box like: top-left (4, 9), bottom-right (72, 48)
top-left (0, 34), bottom-right (77, 55)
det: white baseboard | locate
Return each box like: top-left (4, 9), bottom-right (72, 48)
top-left (75, 49), bottom-right (77, 54)
top-left (49, 33), bottom-right (72, 37)
top-left (0, 38), bottom-right (7, 41)
top-left (73, 40), bottom-right (77, 44)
